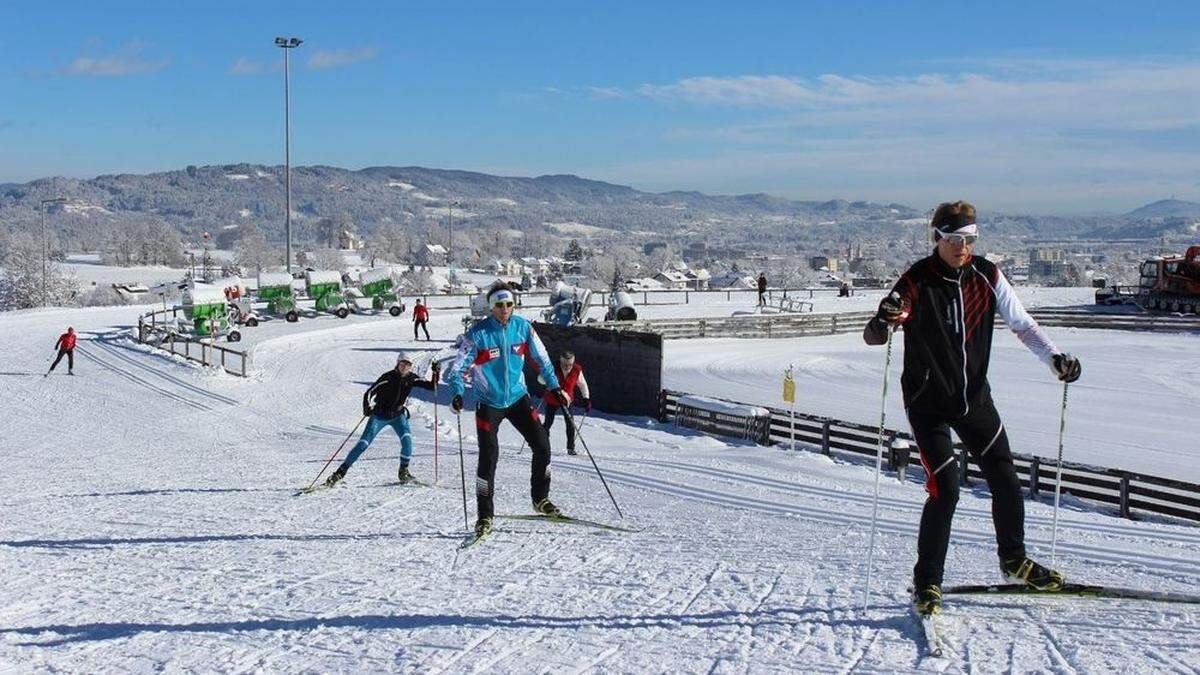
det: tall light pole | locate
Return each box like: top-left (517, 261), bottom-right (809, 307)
top-left (275, 36), bottom-right (303, 272)
top-left (40, 196), bottom-right (66, 307)
top-left (447, 201), bottom-right (454, 269)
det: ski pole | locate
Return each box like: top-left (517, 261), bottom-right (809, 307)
top-left (560, 405), bottom-right (624, 520)
top-left (304, 415), bottom-right (367, 492)
top-left (457, 412), bottom-right (469, 531)
top-left (863, 326), bottom-right (895, 611)
top-left (1050, 381), bottom-right (1069, 568)
top-left (433, 375), bottom-right (440, 485)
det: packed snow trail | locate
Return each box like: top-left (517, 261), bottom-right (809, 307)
top-left (0, 305), bottom-right (1197, 671)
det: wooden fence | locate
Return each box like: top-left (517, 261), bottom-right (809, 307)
top-left (136, 307), bottom-right (249, 377)
top-left (659, 389), bottom-right (1200, 523)
top-left (590, 311), bottom-right (875, 340)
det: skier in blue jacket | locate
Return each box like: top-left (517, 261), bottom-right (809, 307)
top-left (448, 282), bottom-right (567, 538)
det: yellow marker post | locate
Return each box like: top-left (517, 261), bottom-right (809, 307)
top-left (783, 365), bottom-right (796, 452)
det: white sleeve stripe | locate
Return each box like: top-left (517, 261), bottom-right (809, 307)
top-left (576, 371), bottom-right (590, 399)
top-left (978, 267), bottom-right (1059, 366)
top-left (449, 333), bottom-right (477, 391)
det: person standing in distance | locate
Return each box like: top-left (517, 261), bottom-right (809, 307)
top-left (863, 201), bottom-right (1082, 616)
top-left (448, 282), bottom-right (567, 538)
top-left (413, 299), bottom-right (431, 341)
top-left (757, 272), bottom-right (768, 307)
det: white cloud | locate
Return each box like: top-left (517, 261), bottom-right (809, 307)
top-left (63, 44), bottom-right (167, 77)
top-left (307, 46), bottom-right (380, 70)
top-left (229, 58), bottom-right (268, 76)
top-left (587, 86), bottom-right (628, 100)
top-left (583, 58), bottom-right (1200, 212)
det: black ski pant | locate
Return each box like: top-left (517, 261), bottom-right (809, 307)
top-left (414, 320), bottom-right (430, 341)
top-left (49, 348), bottom-right (74, 373)
top-left (542, 403), bottom-right (575, 450)
top-left (475, 395), bottom-right (552, 520)
top-left (909, 396), bottom-right (1025, 587)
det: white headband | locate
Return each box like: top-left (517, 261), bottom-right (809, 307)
top-left (935, 224), bottom-right (979, 238)
top-left (488, 289), bottom-right (515, 304)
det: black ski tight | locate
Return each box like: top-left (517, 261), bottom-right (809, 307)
top-left (49, 348), bottom-right (74, 372)
top-left (474, 396), bottom-right (552, 519)
top-left (909, 397), bottom-right (1025, 587)
top-left (414, 320), bottom-right (430, 340)
top-left (542, 404), bottom-right (575, 450)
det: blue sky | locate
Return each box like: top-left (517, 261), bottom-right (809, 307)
top-left (2, 0), bottom-right (1199, 213)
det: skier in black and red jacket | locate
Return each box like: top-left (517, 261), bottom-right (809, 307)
top-left (863, 201), bottom-right (1081, 616)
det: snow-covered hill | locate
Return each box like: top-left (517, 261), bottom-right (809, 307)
top-left (0, 298), bottom-right (1196, 671)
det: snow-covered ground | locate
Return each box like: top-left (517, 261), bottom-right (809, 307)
top-left (1, 290), bottom-right (1197, 671)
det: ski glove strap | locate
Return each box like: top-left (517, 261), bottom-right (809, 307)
top-left (1052, 353), bottom-right (1081, 383)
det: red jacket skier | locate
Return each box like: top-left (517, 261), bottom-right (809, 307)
top-left (542, 351), bottom-right (591, 455)
top-left (47, 327), bottom-right (77, 376)
top-left (413, 299), bottom-right (431, 341)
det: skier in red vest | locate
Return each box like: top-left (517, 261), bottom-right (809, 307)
top-left (47, 327), bottom-right (77, 376)
top-left (542, 351), bottom-right (591, 455)
top-left (413, 299), bottom-right (431, 341)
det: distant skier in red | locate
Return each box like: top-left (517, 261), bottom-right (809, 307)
top-left (47, 327), bottom-right (77, 376)
top-left (413, 299), bottom-right (431, 341)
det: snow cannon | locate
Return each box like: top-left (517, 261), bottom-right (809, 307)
top-left (258, 271), bottom-right (299, 322)
top-left (358, 266), bottom-right (406, 317)
top-left (543, 281), bottom-right (594, 326)
top-left (182, 284), bottom-right (241, 342)
top-left (305, 270), bottom-right (350, 318)
top-left (212, 275), bottom-right (259, 327)
top-left (605, 290), bottom-right (637, 321)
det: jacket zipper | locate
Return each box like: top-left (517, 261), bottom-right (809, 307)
top-left (955, 279), bottom-right (969, 416)
top-left (501, 318), bottom-right (510, 404)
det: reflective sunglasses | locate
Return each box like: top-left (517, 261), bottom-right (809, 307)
top-left (940, 232), bottom-right (979, 245)
top-left (493, 301), bottom-right (515, 308)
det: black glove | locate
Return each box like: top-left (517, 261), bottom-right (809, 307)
top-left (362, 404), bottom-right (372, 417)
top-left (430, 361), bottom-right (441, 376)
top-left (875, 292), bottom-right (909, 325)
top-left (582, 397), bottom-right (592, 412)
top-left (451, 394), bottom-right (464, 413)
top-left (550, 387), bottom-right (568, 406)
top-left (1052, 353), bottom-right (1081, 383)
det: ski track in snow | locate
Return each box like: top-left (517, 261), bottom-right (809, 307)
top-left (0, 299), bottom-right (1198, 672)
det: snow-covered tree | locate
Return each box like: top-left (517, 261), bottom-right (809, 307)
top-left (234, 226), bottom-right (278, 275)
top-left (310, 248), bottom-right (347, 272)
top-left (0, 232), bottom-right (79, 310)
top-left (564, 239), bottom-right (584, 262)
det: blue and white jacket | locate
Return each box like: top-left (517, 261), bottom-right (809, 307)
top-left (449, 314), bottom-right (560, 409)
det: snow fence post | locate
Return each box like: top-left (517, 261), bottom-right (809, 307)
top-left (1119, 475), bottom-right (1132, 519)
top-left (889, 435), bottom-right (910, 478)
top-left (1028, 457), bottom-right (1040, 498)
top-left (820, 419), bottom-right (831, 456)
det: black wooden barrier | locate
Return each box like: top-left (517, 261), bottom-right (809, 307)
top-left (659, 389), bottom-right (1200, 523)
top-left (526, 323), bottom-right (663, 416)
